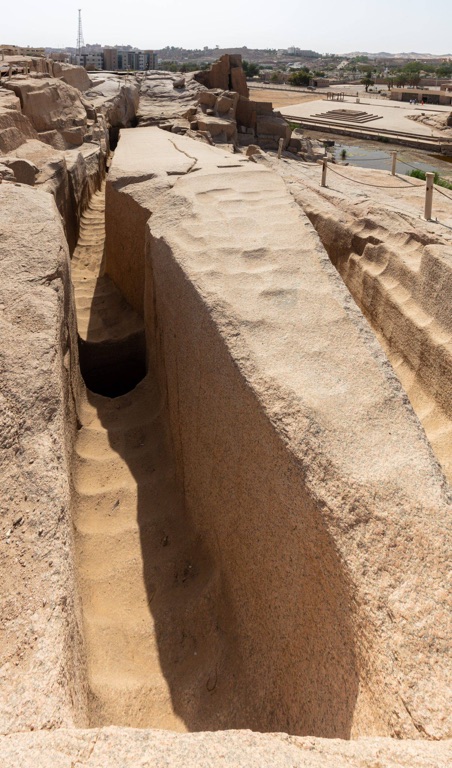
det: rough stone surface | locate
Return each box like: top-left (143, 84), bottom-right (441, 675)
top-left (0, 108), bottom-right (38, 152)
top-left (0, 184), bottom-right (87, 734)
top-left (0, 729), bottom-right (451, 767)
top-left (0, 156), bottom-right (38, 184)
top-left (279, 158), bottom-right (452, 482)
top-left (195, 54), bottom-right (249, 98)
top-left (196, 114), bottom-right (237, 141)
top-left (4, 78), bottom-right (87, 134)
top-left (136, 71), bottom-right (202, 126)
top-left (53, 62), bottom-right (93, 92)
top-left (105, 127), bottom-right (451, 739)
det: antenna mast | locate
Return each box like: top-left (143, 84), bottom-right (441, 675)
top-left (76, 9), bottom-right (84, 65)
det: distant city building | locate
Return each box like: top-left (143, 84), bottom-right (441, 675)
top-left (79, 51), bottom-right (104, 70)
top-left (80, 47), bottom-right (158, 71)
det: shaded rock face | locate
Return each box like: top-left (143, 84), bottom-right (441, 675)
top-left (0, 156), bottom-right (38, 184)
top-left (194, 54), bottom-right (249, 98)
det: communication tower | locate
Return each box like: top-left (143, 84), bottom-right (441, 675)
top-left (76, 9), bottom-right (84, 65)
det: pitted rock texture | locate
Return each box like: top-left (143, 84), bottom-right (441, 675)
top-left (105, 127), bottom-right (451, 739)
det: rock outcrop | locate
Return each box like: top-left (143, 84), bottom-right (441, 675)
top-left (194, 53), bottom-right (249, 98)
top-left (137, 71), bottom-right (203, 126)
top-left (0, 67), bottom-right (139, 248)
top-left (105, 127), bottom-right (451, 739)
top-left (1, 58), bottom-right (451, 768)
top-left (0, 728), bottom-right (451, 767)
top-left (53, 62), bottom-right (93, 92)
top-left (0, 183), bottom-right (87, 734)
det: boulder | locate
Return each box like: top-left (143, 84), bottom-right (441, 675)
top-left (198, 90), bottom-right (218, 108)
top-left (4, 78), bottom-right (87, 134)
top-left (256, 114), bottom-right (291, 148)
top-left (53, 62), bottom-right (93, 92)
top-left (0, 109), bottom-right (38, 152)
top-left (216, 94), bottom-right (234, 114)
top-left (246, 144), bottom-right (262, 157)
top-left (0, 162), bottom-right (15, 181)
top-left (0, 157), bottom-right (38, 185)
top-left (196, 115), bottom-right (237, 143)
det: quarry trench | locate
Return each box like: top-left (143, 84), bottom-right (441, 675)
top-left (297, 202), bottom-right (452, 483)
top-left (66, 126), bottom-right (451, 738)
top-left (71, 183), bottom-right (209, 729)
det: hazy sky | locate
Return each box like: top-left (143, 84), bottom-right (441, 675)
top-left (3, 1), bottom-right (451, 54)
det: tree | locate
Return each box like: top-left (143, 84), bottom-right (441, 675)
top-left (289, 68), bottom-right (311, 87)
top-left (436, 62), bottom-right (452, 78)
top-left (408, 72), bottom-right (421, 87)
top-left (361, 69), bottom-right (374, 92)
top-left (242, 60), bottom-right (260, 78)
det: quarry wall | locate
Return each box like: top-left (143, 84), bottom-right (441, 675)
top-left (0, 184), bottom-right (88, 733)
top-left (294, 192), bottom-right (452, 481)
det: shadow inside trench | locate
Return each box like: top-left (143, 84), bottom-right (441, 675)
top-left (77, 225), bottom-right (361, 737)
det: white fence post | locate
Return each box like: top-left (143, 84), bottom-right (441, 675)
top-left (391, 151), bottom-right (397, 176)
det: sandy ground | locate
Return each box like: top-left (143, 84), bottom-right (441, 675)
top-left (249, 87), bottom-right (322, 109)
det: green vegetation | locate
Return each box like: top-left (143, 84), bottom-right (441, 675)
top-left (158, 60), bottom-right (206, 72)
top-left (408, 169), bottom-right (452, 189)
top-left (361, 69), bottom-right (374, 91)
top-left (288, 68), bottom-right (310, 87)
top-left (242, 60), bottom-right (260, 77)
top-left (270, 70), bottom-right (285, 84)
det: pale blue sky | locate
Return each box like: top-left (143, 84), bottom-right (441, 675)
top-left (3, 0), bottom-right (451, 54)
